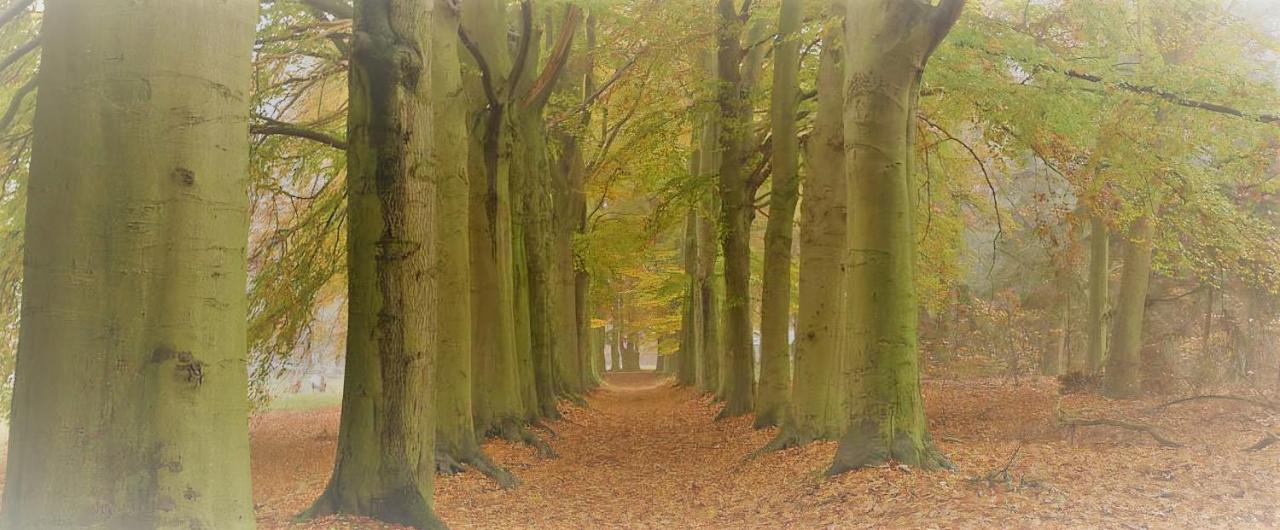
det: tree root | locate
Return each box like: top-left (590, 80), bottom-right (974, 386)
top-left (485, 419), bottom-right (558, 459)
top-left (745, 426), bottom-right (826, 461)
top-left (1244, 432), bottom-right (1279, 452)
top-left (1055, 408), bottom-right (1183, 448)
top-left (296, 484), bottom-right (445, 529)
top-left (1154, 394), bottom-right (1278, 412)
top-left (435, 449), bottom-right (520, 489)
top-left (530, 419), bottom-right (560, 439)
top-left (825, 419), bottom-right (954, 476)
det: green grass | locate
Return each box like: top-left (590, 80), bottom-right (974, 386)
top-left (267, 388), bottom-right (343, 412)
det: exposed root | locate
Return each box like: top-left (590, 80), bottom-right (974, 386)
top-left (531, 419), bottom-right (560, 439)
top-left (296, 485), bottom-right (445, 530)
top-left (1244, 432), bottom-right (1279, 452)
top-left (1154, 394), bottom-right (1278, 412)
top-left (1055, 408), bottom-right (1183, 448)
top-left (435, 449), bottom-right (520, 489)
top-left (745, 427), bottom-right (822, 461)
top-left (825, 419), bottom-right (954, 476)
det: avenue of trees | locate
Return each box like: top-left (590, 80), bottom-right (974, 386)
top-left (0, 0), bottom-right (1277, 528)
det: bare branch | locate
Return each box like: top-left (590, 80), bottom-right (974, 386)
top-left (0, 36), bottom-right (37, 76)
top-left (0, 75), bottom-right (35, 133)
top-left (0, 0), bottom-right (35, 30)
top-left (251, 122), bottom-right (347, 150)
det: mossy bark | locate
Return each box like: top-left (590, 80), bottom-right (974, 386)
top-left (1104, 216), bottom-right (1153, 399)
top-left (1086, 216), bottom-right (1110, 373)
top-left (304, 1), bottom-right (445, 527)
top-left (755, 0), bottom-right (803, 429)
top-left (3, 1), bottom-right (257, 527)
top-left (713, 0), bottom-right (757, 418)
top-left (460, 0), bottom-right (527, 446)
top-left (678, 210), bottom-right (703, 387)
top-left (829, 0), bottom-right (963, 475)
top-left (771, 21), bottom-right (847, 448)
top-left (430, 0), bottom-right (515, 489)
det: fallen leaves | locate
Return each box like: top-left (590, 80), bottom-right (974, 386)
top-left (244, 372), bottom-right (1279, 528)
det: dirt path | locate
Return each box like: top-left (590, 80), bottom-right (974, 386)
top-left (254, 373), bottom-right (1280, 529)
top-left (433, 372), bottom-right (778, 528)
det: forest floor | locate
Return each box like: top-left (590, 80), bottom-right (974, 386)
top-left (252, 372), bottom-right (1280, 529)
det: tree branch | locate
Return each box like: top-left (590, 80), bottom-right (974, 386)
top-left (0, 75), bottom-right (35, 133)
top-left (250, 122), bottom-right (348, 150)
top-left (0, 36), bottom-right (37, 76)
top-left (523, 5), bottom-right (583, 109)
top-left (960, 41), bottom-right (1280, 126)
top-left (0, 0), bottom-right (35, 30)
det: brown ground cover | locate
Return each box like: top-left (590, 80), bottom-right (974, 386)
top-left (249, 372), bottom-right (1280, 528)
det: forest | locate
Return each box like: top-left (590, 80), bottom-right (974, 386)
top-left (0, 0), bottom-right (1278, 528)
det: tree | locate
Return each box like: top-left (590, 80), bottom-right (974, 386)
top-left (755, 0), bottom-right (803, 429)
top-left (302, 0), bottom-right (445, 527)
top-left (829, 0), bottom-right (965, 474)
top-left (2, 0), bottom-right (258, 527)
top-left (713, 0), bottom-right (761, 418)
top-left (430, 0), bottom-right (517, 488)
top-left (768, 13), bottom-right (847, 449)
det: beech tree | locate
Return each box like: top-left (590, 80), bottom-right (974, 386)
top-left (302, 0), bottom-right (445, 527)
top-left (829, 0), bottom-right (965, 474)
top-left (2, 0), bottom-right (258, 527)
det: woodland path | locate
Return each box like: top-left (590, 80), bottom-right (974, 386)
top-left (252, 373), bottom-right (1280, 529)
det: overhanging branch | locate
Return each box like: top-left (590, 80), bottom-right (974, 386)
top-left (251, 122), bottom-right (348, 150)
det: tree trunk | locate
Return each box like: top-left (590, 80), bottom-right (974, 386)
top-left (305, 1), bottom-right (444, 527)
top-left (829, 0), bottom-right (963, 475)
top-left (755, 0), bottom-right (803, 429)
top-left (713, 0), bottom-right (756, 418)
top-left (3, 1), bottom-right (257, 527)
top-left (1086, 216), bottom-right (1110, 373)
top-left (611, 294), bottom-right (625, 372)
top-left (431, 1), bottom-right (515, 489)
top-left (1103, 216), bottom-right (1153, 399)
top-left (678, 210), bottom-right (702, 386)
top-left (623, 332), bottom-right (643, 371)
top-left (461, 0), bottom-right (528, 445)
top-left (774, 19), bottom-right (847, 447)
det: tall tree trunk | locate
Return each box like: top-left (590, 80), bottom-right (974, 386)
top-left (611, 294), bottom-right (625, 372)
top-left (2, 1), bottom-right (257, 527)
top-left (1103, 216), bottom-right (1153, 399)
top-left (1086, 216), bottom-right (1110, 373)
top-left (770, 20), bottom-right (847, 449)
top-left (305, 1), bottom-right (444, 527)
top-left (755, 0), bottom-right (804, 429)
top-left (714, 0), bottom-right (756, 418)
top-left (431, 1), bottom-right (515, 489)
top-left (678, 210), bottom-right (703, 386)
top-left (829, 0), bottom-right (964, 475)
top-left (460, 0), bottom-right (532, 449)
top-left (696, 49), bottom-right (722, 396)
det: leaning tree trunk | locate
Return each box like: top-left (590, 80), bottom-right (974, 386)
top-left (829, 0), bottom-right (964, 475)
top-left (1086, 215), bottom-right (1110, 373)
top-left (713, 0), bottom-right (756, 418)
top-left (431, 0), bottom-right (516, 489)
top-left (769, 19), bottom-right (847, 449)
top-left (1104, 216), bottom-right (1153, 399)
top-left (304, 1), bottom-right (444, 527)
top-left (755, 0), bottom-right (804, 429)
top-left (2, 1), bottom-right (257, 527)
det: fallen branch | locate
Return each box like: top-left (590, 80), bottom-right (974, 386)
top-left (1154, 394), bottom-right (1278, 413)
top-left (1056, 408), bottom-right (1183, 448)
